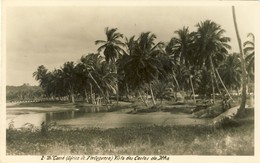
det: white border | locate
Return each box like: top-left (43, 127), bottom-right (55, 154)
top-left (1, 1), bottom-right (260, 163)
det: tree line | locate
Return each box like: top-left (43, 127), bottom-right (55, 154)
top-left (6, 84), bottom-right (44, 102)
top-left (33, 20), bottom-right (254, 107)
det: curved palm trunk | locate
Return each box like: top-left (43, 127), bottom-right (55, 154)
top-left (210, 71), bottom-right (215, 104)
top-left (232, 6), bottom-right (247, 115)
top-left (172, 74), bottom-right (181, 92)
top-left (209, 56), bottom-right (216, 104)
top-left (189, 75), bottom-right (196, 104)
top-left (210, 57), bottom-right (222, 95)
top-left (88, 72), bottom-right (109, 104)
top-left (149, 83), bottom-right (156, 105)
top-left (112, 61), bottom-right (119, 105)
top-left (138, 89), bottom-right (148, 106)
top-left (84, 89), bottom-right (89, 103)
top-left (89, 83), bottom-right (93, 104)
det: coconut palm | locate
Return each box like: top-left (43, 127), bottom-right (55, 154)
top-left (49, 69), bottom-right (67, 100)
top-left (122, 32), bottom-right (164, 106)
top-left (95, 27), bottom-right (126, 104)
top-left (194, 20), bottom-right (231, 103)
top-left (33, 65), bottom-right (53, 98)
top-left (232, 6), bottom-right (247, 115)
top-left (80, 53), bottom-right (111, 104)
top-left (170, 27), bottom-right (197, 102)
top-left (95, 27), bottom-right (125, 63)
top-left (60, 62), bottom-right (77, 103)
top-left (33, 65), bottom-right (49, 88)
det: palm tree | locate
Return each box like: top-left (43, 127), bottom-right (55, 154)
top-left (232, 6), bottom-right (247, 115)
top-left (194, 20), bottom-right (231, 103)
top-left (33, 65), bottom-right (53, 98)
top-left (95, 27), bottom-right (125, 63)
top-left (122, 32), bottom-right (164, 106)
top-left (80, 53), bottom-right (110, 104)
top-left (33, 65), bottom-right (49, 88)
top-left (60, 62), bottom-right (77, 103)
top-left (170, 27), bottom-right (197, 103)
top-left (95, 27), bottom-right (125, 104)
top-left (49, 69), bottom-right (66, 100)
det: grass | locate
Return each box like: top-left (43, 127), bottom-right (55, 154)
top-left (6, 119), bottom-right (254, 155)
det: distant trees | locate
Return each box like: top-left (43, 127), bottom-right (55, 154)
top-left (6, 84), bottom-right (44, 102)
top-left (32, 20), bottom-right (253, 107)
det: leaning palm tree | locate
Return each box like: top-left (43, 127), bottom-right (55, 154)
top-left (80, 53), bottom-right (110, 104)
top-left (212, 6), bottom-right (249, 126)
top-left (194, 20), bottom-right (231, 103)
top-left (232, 6), bottom-right (247, 115)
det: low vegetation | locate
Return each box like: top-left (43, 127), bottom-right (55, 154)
top-left (6, 117), bottom-right (253, 155)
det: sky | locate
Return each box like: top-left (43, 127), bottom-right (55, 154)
top-left (5, 5), bottom-right (257, 86)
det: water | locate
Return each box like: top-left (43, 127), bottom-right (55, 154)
top-left (6, 106), bottom-right (210, 129)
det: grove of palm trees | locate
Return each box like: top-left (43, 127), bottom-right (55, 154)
top-left (33, 20), bottom-right (254, 115)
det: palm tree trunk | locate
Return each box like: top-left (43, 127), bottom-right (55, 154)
top-left (126, 83), bottom-right (130, 100)
top-left (89, 83), bottom-right (93, 104)
top-left (149, 83), bottom-right (156, 105)
top-left (116, 81), bottom-right (119, 105)
top-left (215, 68), bottom-right (234, 102)
top-left (138, 89), bottom-right (148, 106)
top-left (232, 6), bottom-right (247, 115)
top-left (189, 75), bottom-right (196, 104)
top-left (209, 56), bottom-right (215, 104)
top-left (88, 72), bottom-right (109, 104)
top-left (84, 89), bottom-right (89, 103)
top-left (209, 58), bottom-right (222, 95)
top-left (172, 74), bottom-right (181, 91)
top-left (210, 71), bottom-right (215, 104)
top-left (69, 83), bottom-right (75, 103)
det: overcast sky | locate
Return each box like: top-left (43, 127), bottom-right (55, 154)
top-left (6, 5), bottom-right (256, 86)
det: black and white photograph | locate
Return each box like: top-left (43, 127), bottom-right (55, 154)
top-left (1, 0), bottom-right (259, 162)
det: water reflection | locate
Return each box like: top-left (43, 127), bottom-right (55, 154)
top-left (7, 106), bottom-right (111, 129)
top-left (7, 113), bottom-right (46, 129)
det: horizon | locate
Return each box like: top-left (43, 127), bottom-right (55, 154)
top-left (5, 5), bottom-right (256, 86)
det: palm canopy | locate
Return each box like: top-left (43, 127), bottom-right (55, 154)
top-left (60, 62), bottom-right (77, 99)
top-left (171, 26), bottom-right (196, 66)
top-left (95, 27), bottom-right (126, 63)
top-left (121, 32), bottom-right (165, 90)
top-left (80, 53), bottom-right (117, 95)
top-left (194, 20), bottom-right (231, 68)
top-left (33, 65), bottom-right (51, 90)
